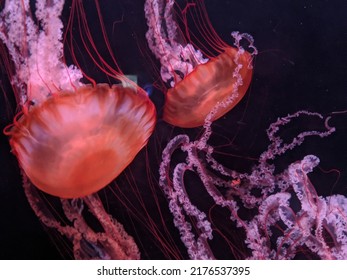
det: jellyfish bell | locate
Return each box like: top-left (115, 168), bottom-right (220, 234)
top-left (144, 0), bottom-right (256, 128)
top-left (164, 47), bottom-right (253, 128)
top-left (5, 83), bottom-right (156, 198)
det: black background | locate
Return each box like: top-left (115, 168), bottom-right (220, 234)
top-left (1, 0), bottom-right (347, 259)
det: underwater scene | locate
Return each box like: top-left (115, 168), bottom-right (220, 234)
top-left (0, 0), bottom-right (347, 259)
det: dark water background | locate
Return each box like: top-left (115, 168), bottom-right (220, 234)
top-left (1, 0), bottom-right (347, 259)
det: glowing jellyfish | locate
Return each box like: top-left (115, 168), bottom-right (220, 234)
top-left (0, 0), bottom-right (155, 259)
top-left (143, 0), bottom-right (347, 259)
top-left (1, 0), bottom-right (347, 260)
top-left (6, 84), bottom-right (155, 198)
top-left (1, 0), bottom-right (155, 198)
top-left (144, 0), bottom-right (257, 128)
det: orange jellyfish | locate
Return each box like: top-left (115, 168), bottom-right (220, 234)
top-left (1, 0), bottom-right (156, 199)
top-left (6, 84), bottom-right (155, 198)
top-left (144, 0), bottom-right (257, 128)
top-left (0, 0), bottom-right (157, 259)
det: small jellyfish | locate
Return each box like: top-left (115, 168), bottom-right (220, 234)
top-left (144, 0), bottom-right (256, 128)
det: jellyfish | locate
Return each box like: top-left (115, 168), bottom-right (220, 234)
top-left (6, 84), bottom-right (155, 198)
top-left (1, 0), bottom-right (347, 260)
top-left (144, 0), bottom-right (257, 128)
top-left (1, 0), bottom-right (156, 199)
top-left (0, 0), bottom-right (156, 259)
top-left (144, 0), bottom-right (347, 259)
